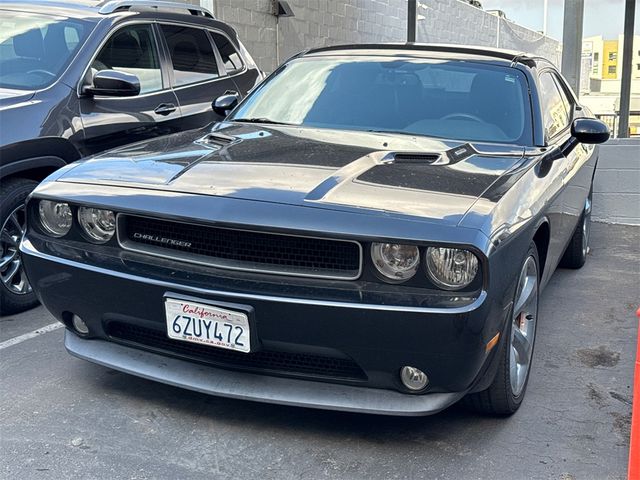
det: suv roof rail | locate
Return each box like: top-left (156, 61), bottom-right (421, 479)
top-left (97, 0), bottom-right (215, 18)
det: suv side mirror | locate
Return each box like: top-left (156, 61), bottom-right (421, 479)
top-left (84, 70), bottom-right (140, 97)
top-left (571, 118), bottom-right (610, 144)
top-left (212, 92), bottom-right (239, 116)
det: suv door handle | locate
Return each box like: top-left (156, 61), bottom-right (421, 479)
top-left (154, 103), bottom-right (177, 116)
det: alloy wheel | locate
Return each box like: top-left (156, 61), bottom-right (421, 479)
top-left (0, 204), bottom-right (32, 295)
top-left (509, 255), bottom-right (538, 397)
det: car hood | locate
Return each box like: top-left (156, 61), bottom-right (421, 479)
top-left (57, 123), bottom-right (528, 225)
top-left (0, 87), bottom-right (36, 109)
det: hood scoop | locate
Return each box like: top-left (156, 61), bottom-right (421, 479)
top-left (393, 152), bottom-right (447, 165)
top-left (197, 132), bottom-right (236, 147)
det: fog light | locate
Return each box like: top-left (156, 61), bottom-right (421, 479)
top-left (400, 366), bottom-right (428, 391)
top-left (72, 315), bottom-right (89, 334)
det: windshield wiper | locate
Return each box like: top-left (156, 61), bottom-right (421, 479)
top-left (232, 118), bottom-right (295, 126)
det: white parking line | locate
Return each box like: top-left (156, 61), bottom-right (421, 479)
top-left (0, 322), bottom-right (64, 351)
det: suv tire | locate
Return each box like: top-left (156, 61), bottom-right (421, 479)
top-left (0, 178), bottom-right (39, 316)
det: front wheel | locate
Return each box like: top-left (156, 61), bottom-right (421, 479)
top-left (0, 178), bottom-right (39, 316)
top-left (463, 243), bottom-right (539, 415)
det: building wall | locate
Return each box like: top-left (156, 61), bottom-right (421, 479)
top-left (592, 138), bottom-right (640, 226)
top-left (191, 0), bottom-right (560, 72)
top-left (583, 35), bottom-right (640, 82)
top-left (276, 0), bottom-right (407, 70)
top-left (415, 0), bottom-right (561, 66)
top-left (583, 35), bottom-right (604, 80)
top-left (617, 34), bottom-right (640, 81)
top-left (194, 0), bottom-right (406, 73)
top-left (602, 39), bottom-right (619, 80)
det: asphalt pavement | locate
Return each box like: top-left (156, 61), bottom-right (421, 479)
top-left (1, 222), bottom-right (638, 480)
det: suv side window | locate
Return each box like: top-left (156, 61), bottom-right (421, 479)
top-left (92, 24), bottom-right (162, 94)
top-left (160, 25), bottom-right (219, 86)
top-left (210, 31), bottom-right (243, 74)
top-left (538, 72), bottom-right (570, 139)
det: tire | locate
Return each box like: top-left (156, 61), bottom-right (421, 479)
top-left (463, 243), bottom-right (540, 415)
top-left (0, 178), bottom-right (39, 316)
top-left (559, 189), bottom-right (592, 269)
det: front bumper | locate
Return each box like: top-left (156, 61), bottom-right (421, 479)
top-left (65, 331), bottom-right (464, 416)
top-left (22, 237), bottom-right (507, 416)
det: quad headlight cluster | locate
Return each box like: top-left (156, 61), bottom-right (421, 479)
top-left (38, 200), bottom-right (116, 243)
top-left (371, 242), bottom-right (479, 290)
top-left (36, 199), bottom-right (478, 290)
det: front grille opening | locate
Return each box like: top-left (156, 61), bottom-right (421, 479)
top-left (120, 215), bottom-right (361, 279)
top-left (106, 321), bottom-right (367, 381)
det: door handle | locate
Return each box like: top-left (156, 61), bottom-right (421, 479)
top-left (154, 103), bottom-right (177, 116)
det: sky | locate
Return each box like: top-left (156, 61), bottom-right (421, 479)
top-left (480, 0), bottom-right (639, 41)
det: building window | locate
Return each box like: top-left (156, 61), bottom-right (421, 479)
top-left (594, 52), bottom-right (599, 61)
top-left (608, 65), bottom-right (616, 74)
top-left (637, 64), bottom-right (640, 71)
top-left (608, 52), bottom-right (617, 61)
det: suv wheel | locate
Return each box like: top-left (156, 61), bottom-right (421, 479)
top-left (0, 178), bottom-right (39, 316)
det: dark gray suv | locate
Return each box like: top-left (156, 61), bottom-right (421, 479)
top-left (0, 0), bottom-right (262, 314)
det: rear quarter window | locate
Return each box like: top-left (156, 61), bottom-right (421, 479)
top-left (210, 31), bottom-right (244, 74)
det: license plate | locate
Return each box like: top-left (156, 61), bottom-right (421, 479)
top-left (164, 298), bottom-right (250, 353)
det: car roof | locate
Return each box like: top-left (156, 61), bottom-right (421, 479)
top-left (303, 43), bottom-right (549, 68)
top-left (0, 0), bottom-right (214, 20)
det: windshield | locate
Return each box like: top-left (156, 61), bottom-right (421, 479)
top-left (231, 56), bottom-right (532, 145)
top-left (0, 11), bottom-right (93, 90)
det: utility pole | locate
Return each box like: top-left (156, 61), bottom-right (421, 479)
top-left (407, 0), bottom-right (416, 43)
top-left (618, 0), bottom-right (636, 138)
top-left (561, 0), bottom-right (585, 94)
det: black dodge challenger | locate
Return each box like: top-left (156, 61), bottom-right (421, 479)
top-left (20, 44), bottom-right (610, 416)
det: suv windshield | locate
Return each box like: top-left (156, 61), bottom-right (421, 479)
top-left (231, 56), bottom-right (532, 145)
top-left (0, 12), bottom-right (93, 90)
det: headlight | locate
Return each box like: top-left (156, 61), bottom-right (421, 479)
top-left (426, 247), bottom-right (479, 290)
top-left (371, 242), bottom-right (420, 282)
top-left (38, 200), bottom-right (72, 237)
top-left (78, 207), bottom-right (116, 243)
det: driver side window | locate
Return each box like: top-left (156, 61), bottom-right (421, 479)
top-left (539, 72), bottom-right (570, 140)
top-left (92, 24), bottom-right (162, 94)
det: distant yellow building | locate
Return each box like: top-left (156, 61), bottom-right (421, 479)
top-left (583, 35), bottom-right (640, 81)
top-left (581, 35), bottom-right (640, 136)
top-left (602, 40), bottom-right (619, 79)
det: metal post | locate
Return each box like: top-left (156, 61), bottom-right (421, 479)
top-left (618, 0), bottom-right (636, 138)
top-left (407, 0), bottom-right (416, 43)
top-left (561, 0), bottom-right (585, 93)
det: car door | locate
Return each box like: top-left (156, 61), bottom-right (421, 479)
top-left (551, 73), bottom-right (595, 233)
top-left (536, 70), bottom-right (576, 271)
top-left (77, 23), bottom-right (181, 156)
top-left (158, 23), bottom-right (240, 131)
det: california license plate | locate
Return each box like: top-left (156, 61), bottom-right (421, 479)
top-left (164, 298), bottom-right (250, 353)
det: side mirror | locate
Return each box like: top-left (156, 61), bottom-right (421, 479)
top-left (212, 92), bottom-right (239, 116)
top-left (571, 118), bottom-right (610, 144)
top-left (84, 70), bottom-right (140, 97)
